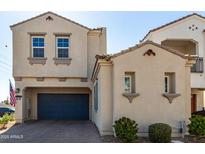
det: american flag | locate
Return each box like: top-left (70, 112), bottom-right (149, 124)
top-left (9, 80), bottom-right (16, 107)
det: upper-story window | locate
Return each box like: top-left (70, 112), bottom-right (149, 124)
top-left (56, 37), bottom-right (69, 58)
top-left (32, 37), bottom-right (45, 57)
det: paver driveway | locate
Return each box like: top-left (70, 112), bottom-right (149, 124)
top-left (0, 121), bottom-right (101, 143)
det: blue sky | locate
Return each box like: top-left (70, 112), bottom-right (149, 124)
top-left (0, 11), bottom-right (204, 101)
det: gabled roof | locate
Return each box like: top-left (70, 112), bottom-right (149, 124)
top-left (97, 41), bottom-right (195, 60)
top-left (92, 40), bottom-right (197, 81)
top-left (10, 11), bottom-right (91, 30)
top-left (141, 13), bottom-right (205, 42)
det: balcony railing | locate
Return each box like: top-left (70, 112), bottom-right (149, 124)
top-left (191, 57), bottom-right (203, 73)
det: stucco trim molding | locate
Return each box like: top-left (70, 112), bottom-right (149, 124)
top-left (53, 58), bottom-right (72, 65)
top-left (162, 93), bottom-right (181, 104)
top-left (80, 78), bottom-right (88, 82)
top-left (36, 77), bottom-right (44, 81)
top-left (122, 93), bottom-right (140, 103)
top-left (27, 57), bottom-right (47, 65)
top-left (14, 77), bottom-right (22, 81)
top-left (58, 77), bottom-right (67, 82)
top-left (53, 32), bottom-right (72, 37)
top-left (27, 32), bottom-right (47, 36)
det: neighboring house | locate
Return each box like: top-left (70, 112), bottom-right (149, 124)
top-left (11, 12), bottom-right (198, 136)
top-left (141, 13), bottom-right (205, 113)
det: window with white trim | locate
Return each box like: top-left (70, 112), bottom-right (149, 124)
top-left (56, 37), bottom-right (69, 58)
top-left (124, 72), bottom-right (135, 93)
top-left (32, 37), bottom-right (45, 57)
top-left (125, 75), bottom-right (132, 93)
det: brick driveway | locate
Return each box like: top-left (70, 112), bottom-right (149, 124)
top-left (0, 121), bottom-right (101, 143)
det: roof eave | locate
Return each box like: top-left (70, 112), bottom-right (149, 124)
top-left (111, 41), bottom-right (191, 60)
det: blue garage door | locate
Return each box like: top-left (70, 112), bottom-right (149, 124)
top-left (38, 94), bottom-right (89, 120)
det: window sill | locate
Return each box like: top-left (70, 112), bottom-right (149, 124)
top-left (191, 72), bottom-right (203, 73)
top-left (162, 93), bottom-right (181, 104)
top-left (122, 92), bottom-right (140, 103)
top-left (27, 57), bottom-right (47, 65)
top-left (53, 58), bottom-right (72, 65)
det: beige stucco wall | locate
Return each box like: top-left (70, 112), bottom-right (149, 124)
top-left (11, 12), bottom-right (106, 79)
top-left (144, 16), bottom-right (205, 89)
top-left (92, 63), bottom-right (113, 135)
top-left (87, 28), bottom-right (107, 78)
top-left (12, 13), bottom-right (88, 78)
top-left (96, 44), bottom-right (191, 136)
top-left (11, 12), bottom-right (107, 123)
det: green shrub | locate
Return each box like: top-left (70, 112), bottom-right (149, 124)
top-left (0, 118), bottom-right (4, 124)
top-left (113, 117), bottom-right (138, 142)
top-left (8, 114), bottom-right (15, 121)
top-left (1, 113), bottom-right (14, 124)
top-left (2, 114), bottom-right (11, 123)
top-left (149, 123), bottom-right (172, 143)
top-left (188, 115), bottom-right (205, 137)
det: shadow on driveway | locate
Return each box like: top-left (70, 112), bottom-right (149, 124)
top-left (0, 120), bottom-right (101, 143)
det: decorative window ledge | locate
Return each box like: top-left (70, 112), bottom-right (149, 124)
top-left (36, 77), bottom-right (44, 82)
top-left (80, 78), bottom-right (88, 82)
top-left (58, 77), bottom-right (66, 82)
top-left (28, 32), bottom-right (47, 36)
top-left (53, 32), bottom-right (72, 37)
top-left (53, 58), bottom-right (72, 65)
top-left (162, 93), bottom-right (181, 104)
top-left (14, 77), bottom-right (22, 81)
top-left (122, 93), bottom-right (140, 103)
top-left (27, 57), bottom-right (47, 65)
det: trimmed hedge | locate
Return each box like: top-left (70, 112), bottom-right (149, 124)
top-left (113, 117), bottom-right (138, 142)
top-left (149, 123), bottom-right (172, 143)
top-left (188, 115), bottom-right (205, 137)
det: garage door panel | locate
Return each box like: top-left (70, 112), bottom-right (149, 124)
top-left (38, 94), bottom-right (89, 120)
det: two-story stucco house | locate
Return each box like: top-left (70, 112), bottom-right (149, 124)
top-left (11, 12), bottom-right (197, 137)
top-left (11, 11), bottom-right (106, 123)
